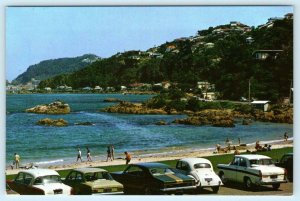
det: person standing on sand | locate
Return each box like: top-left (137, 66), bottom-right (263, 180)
top-left (14, 153), bottom-right (20, 169)
top-left (86, 147), bottom-right (92, 162)
top-left (238, 137), bottom-right (241, 145)
top-left (284, 132), bottom-right (288, 141)
top-left (110, 145), bottom-right (115, 161)
top-left (124, 151), bottom-right (131, 165)
top-left (76, 147), bottom-right (83, 162)
top-left (106, 146), bottom-right (112, 162)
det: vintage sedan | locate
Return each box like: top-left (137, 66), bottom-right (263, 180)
top-left (63, 167), bottom-right (123, 195)
top-left (110, 162), bottom-right (196, 195)
top-left (217, 154), bottom-right (287, 190)
top-left (176, 158), bottom-right (222, 193)
top-left (7, 169), bottom-right (72, 195)
top-left (275, 153), bottom-right (293, 182)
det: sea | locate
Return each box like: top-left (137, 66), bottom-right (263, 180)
top-left (6, 93), bottom-right (293, 167)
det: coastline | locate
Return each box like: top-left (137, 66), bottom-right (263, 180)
top-left (5, 138), bottom-right (293, 176)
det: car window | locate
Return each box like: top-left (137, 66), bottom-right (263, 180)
top-left (250, 159), bottom-right (273, 165)
top-left (67, 171), bottom-right (77, 181)
top-left (176, 161), bottom-right (182, 169)
top-left (85, 172), bottom-right (112, 181)
top-left (231, 157), bottom-right (239, 166)
top-left (67, 171), bottom-right (83, 181)
top-left (280, 155), bottom-right (292, 164)
top-left (194, 163), bottom-right (211, 169)
top-left (239, 158), bottom-right (247, 167)
top-left (23, 173), bottom-right (34, 186)
top-left (125, 166), bottom-right (144, 177)
top-left (150, 168), bottom-right (175, 176)
top-left (15, 173), bottom-right (25, 184)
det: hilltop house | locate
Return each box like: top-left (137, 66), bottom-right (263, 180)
top-left (252, 50), bottom-right (283, 60)
top-left (197, 81), bottom-right (215, 91)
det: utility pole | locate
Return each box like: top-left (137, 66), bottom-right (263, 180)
top-left (248, 78), bottom-right (251, 104)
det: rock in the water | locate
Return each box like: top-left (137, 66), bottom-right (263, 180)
top-left (155, 120), bottom-right (168, 125)
top-left (37, 118), bottom-right (68, 127)
top-left (26, 101), bottom-right (70, 114)
top-left (103, 98), bottom-right (124, 103)
top-left (75, 122), bottom-right (94, 126)
top-left (242, 119), bottom-right (251, 125)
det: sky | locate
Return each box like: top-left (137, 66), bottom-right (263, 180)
top-left (6, 6), bottom-right (293, 81)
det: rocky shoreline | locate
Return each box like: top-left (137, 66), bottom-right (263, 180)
top-left (101, 101), bottom-right (293, 127)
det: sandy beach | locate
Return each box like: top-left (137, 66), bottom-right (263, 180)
top-left (5, 139), bottom-right (293, 176)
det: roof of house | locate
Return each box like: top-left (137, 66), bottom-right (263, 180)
top-left (251, 100), bottom-right (270, 104)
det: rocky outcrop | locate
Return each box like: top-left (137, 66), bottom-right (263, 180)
top-left (26, 101), bottom-right (70, 114)
top-left (155, 120), bottom-right (168, 125)
top-left (173, 109), bottom-right (235, 127)
top-left (253, 108), bottom-right (293, 124)
top-left (103, 98), bottom-right (124, 103)
top-left (37, 118), bottom-right (68, 127)
top-left (102, 101), bottom-right (169, 114)
top-left (242, 119), bottom-right (252, 125)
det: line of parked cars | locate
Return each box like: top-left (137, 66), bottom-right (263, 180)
top-left (6, 153), bottom-right (293, 195)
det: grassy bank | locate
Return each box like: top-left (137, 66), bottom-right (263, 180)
top-left (6, 147), bottom-right (292, 180)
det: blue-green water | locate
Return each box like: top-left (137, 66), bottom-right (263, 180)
top-left (6, 94), bottom-right (293, 167)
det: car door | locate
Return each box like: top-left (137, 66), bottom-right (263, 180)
top-left (226, 157), bottom-right (239, 182)
top-left (64, 171), bottom-right (84, 194)
top-left (122, 165), bottom-right (145, 192)
top-left (176, 161), bottom-right (190, 175)
top-left (236, 157), bottom-right (248, 183)
top-left (10, 172), bottom-right (26, 194)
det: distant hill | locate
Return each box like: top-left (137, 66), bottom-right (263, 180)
top-left (39, 15), bottom-right (293, 101)
top-left (12, 54), bottom-right (100, 84)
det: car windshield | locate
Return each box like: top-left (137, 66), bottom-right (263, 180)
top-left (194, 163), bottom-right (211, 169)
top-left (34, 175), bottom-right (62, 185)
top-left (150, 167), bottom-right (175, 175)
top-left (250, 159), bottom-right (274, 165)
top-left (84, 172), bottom-right (113, 181)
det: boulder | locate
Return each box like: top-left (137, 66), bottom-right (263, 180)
top-left (37, 118), bottom-right (68, 127)
top-left (242, 119), bottom-right (251, 125)
top-left (26, 101), bottom-right (70, 114)
top-left (103, 98), bottom-right (124, 103)
top-left (155, 120), bottom-right (168, 126)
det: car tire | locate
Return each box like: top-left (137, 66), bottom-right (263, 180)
top-left (219, 172), bottom-right (226, 184)
top-left (244, 177), bottom-right (253, 190)
top-left (272, 183), bottom-right (280, 190)
top-left (212, 186), bottom-right (219, 193)
top-left (144, 187), bottom-right (152, 195)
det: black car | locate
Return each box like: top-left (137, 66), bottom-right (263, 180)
top-left (275, 153), bottom-right (293, 182)
top-left (110, 162), bottom-right (196, 195)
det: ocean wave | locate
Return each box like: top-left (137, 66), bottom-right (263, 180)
top-left (35, 159), bottom-right (64, 165)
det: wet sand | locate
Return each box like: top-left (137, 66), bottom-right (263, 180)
top-left (5, 139), bottom-right (293, 175)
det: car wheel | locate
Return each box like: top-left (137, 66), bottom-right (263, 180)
top-left (144, 187), bottom-right (152, 195)
top-left (212, 186), bottom-right (220, 193)
top-left (244, 177), bottom-right (253, 190)
top-left (272, 183), bottom-right (280, 190)
top-left (219, 172), bottom-right (226, 184)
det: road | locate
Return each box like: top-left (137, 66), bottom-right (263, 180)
top-left (198, 182), bottom-right (293, 196)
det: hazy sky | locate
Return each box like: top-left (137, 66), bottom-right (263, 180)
top-left (6, 6), bottom-right (293, 81)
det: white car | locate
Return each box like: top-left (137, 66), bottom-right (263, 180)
top-left (176, 158), bottom-right (223, 193)
top-left (7, 169), bottom-right (73, 195)
top-left (217, 154), bottom-right (287, 190)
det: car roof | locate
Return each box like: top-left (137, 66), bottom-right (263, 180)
top-left (73, 167), bottom-right (107, 174)
top-left (19, 169), bottom-right (59, 177)
top-left (134, 162), bottom-right (170, 168)
top-left (236, 154), bottom-right (271, 160)
top-left (179, 158), bottom-right (212, 165)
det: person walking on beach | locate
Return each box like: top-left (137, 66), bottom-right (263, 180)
top-left (76, 147), bottom-right (83, 162)
top-left (106, 146), bottom-right (112, 162)
top-left (284, 132), bottom-right (288, 141)
top-left (238, 137), bottom-right (241, 145)
top-left (14, 153), bottom-right (20, 169)
top-left (86, 147), bottom-right (92, 162)
top-left (124, 151), bottom-right (131, 165)
top-left (110, 145), bottom-right (115, 161)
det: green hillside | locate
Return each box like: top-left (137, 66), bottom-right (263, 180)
top-left (38, 17), bottom-right (293, 101)
top-left (12, 54), bottom-right (100, 84)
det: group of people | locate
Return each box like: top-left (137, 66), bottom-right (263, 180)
top-left (76, 145), bottom-right (131, 165)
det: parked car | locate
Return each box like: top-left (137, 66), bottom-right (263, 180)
top-left (6, 183), bottom-right (19, 195)
top-left (217, 154), bottom-right (287, 190)
top-left (110, 162), bottom-right (196, 195)
top-left (275, 153), bottom-right (293, 182)
top-left (63, 167), bottom-right (123, 195)
top-left (176, 158), bottom-right (222, 193)
top-left (6, 169), bottom-right (72, 195)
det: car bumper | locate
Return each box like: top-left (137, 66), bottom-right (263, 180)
top-left (160, 185), bottom-right (197, 192)
top-left (92, 191), bottom-right (124, 195)
top-left (256, 180), bottom-right (287, 185)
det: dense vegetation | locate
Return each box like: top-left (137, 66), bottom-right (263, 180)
top-left (38, 18), bottom-right (292, 102)
top-left (12, 54), bottom-right (100, 84)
